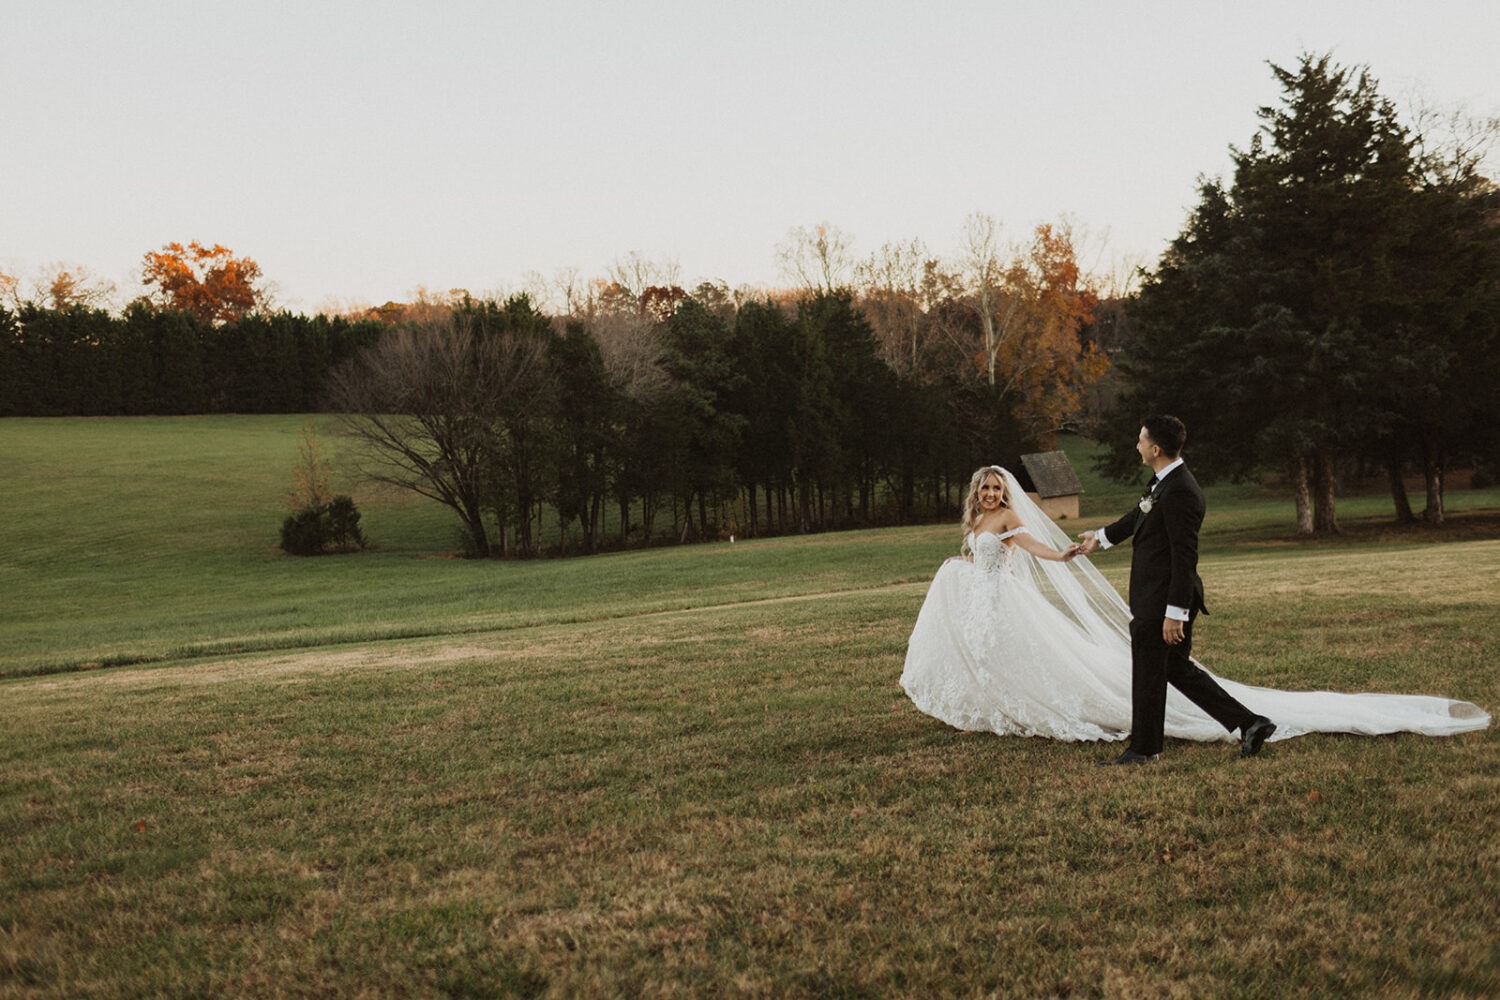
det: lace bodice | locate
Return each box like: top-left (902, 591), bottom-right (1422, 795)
top-left (968, 528), bottom-right (1026, 574)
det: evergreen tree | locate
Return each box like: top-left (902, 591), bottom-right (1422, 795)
top-left (1122, 54), bottom-right (1498, 533)
top-left (726, 299), bottom-right (799, 534)
top-left (658, 298), bottom-right (744, 539)
top-left (550, 321), bottom-right (618, 553)
top-left (0, 308), bottom-right (22, 416)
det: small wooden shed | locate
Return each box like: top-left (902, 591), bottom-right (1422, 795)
top-left (1019, 451), bottom-right (1083, 521)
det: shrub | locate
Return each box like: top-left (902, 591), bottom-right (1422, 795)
top-left (325, 496), bottom-right (366, 550)
top-left (280, 495), bottom-right (366, 556)
top-left (280, 507), bottom-right (325, 556)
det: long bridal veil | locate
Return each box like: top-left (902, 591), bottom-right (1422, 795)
top-left (996, 468), bottom-right (1136, 647)
top-left (984, 467), bottom-right (1489, 741)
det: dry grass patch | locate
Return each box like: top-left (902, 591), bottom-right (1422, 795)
top-left (3, 543), bottom-right (1497, 997)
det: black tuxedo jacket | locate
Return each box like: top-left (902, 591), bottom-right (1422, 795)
top-left (1101, 465), bottom-right (1208, 620)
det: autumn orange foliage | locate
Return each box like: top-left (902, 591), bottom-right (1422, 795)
top-left (995, 224), bottom-right (1109, 443)
top-left (639, 284), bottom-right (689, 322)
top-left (141, 241), bottom-right (263, 324)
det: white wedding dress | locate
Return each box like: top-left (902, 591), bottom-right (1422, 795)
top-left (900, 473), bottom-right (1490, 744)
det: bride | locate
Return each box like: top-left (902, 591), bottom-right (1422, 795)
top-left (899, 465), bottom-right (1490, 745)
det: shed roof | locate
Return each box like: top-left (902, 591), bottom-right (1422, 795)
top-left (1019, 451), bottom-right (1083, 498)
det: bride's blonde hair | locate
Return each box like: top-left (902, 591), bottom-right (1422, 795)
top-left (961, 465), bottom-right (1010, 547)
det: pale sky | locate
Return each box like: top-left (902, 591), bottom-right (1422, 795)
top-left (4, 1), bottom-right (1497, 313)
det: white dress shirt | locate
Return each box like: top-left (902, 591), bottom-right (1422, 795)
top-left (1094, 458), bottom-right (1191, 621)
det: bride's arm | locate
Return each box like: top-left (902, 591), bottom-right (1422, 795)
top-left (1010, 529), bottom-right (1081, 562)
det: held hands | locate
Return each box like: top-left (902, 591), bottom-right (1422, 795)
top-left (1060, 543), bottom-right (1083, 562)
top-left (1075, 531), bottom-right (1100, 556)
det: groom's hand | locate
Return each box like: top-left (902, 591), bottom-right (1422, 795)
top-left (1076, 531), bottom-right (1099, 555)
top-left (1163, 618), bottom-right (1186, 646)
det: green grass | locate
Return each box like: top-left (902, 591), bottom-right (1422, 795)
top-left (4, 415), bottom-right (1497, 678)
top-left (0, 416), bottom-right (949, 675)
top-left (2, 415), bottom-right (1498, 997)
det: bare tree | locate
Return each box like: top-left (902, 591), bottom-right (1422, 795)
top-left (777, 222), bottom-right (854, 294)
top-left (287, 420), bottom-right (334, 510)
top-left (1402, 97), bottom-right (1500, 524)
top-left (855, 237), bottom-right (932, 375)
top-left (41, 263), bottom-right (117, 310)
top-left (1406, 96), bottom-right (1500, 185)
top-left (523, 266), bottom-right (587, 318)
top-left (607, 252), bottom-right (681, 301)
top-left (0, 262), bottom-right (117, 311)
top-left (587, 309), bottom-right (671, 404)
top-left (328, 312), bottom-right (552, 557)
top-left (959, 211), bottom-right (1022, 386)
top-left (1093, 250), bottom-right (1144, 302)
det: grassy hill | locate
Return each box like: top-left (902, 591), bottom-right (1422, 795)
top-left (2, 415), bottom-right (1497, 996)
top-left (4, 415), bottom-right (1495, 678)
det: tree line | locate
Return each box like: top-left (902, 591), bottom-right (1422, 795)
top-left (326, 288), bottom-right (1089, 557)
top-left (1110, 54), bottom-right (1500, 531)
top-left (6, 52), bottom-right (1497, 547)
top-left (0, 303), bottom-right (386, 416)
top-left (1, 240), bottom-right (386, 416)
top-left (4, 222), bottom-right (1111, 557)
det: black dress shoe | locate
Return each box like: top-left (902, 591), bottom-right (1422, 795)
top-left (1098, 750), bottom-right (1159, 766)
top-left (1240, 717), bottom-right (1276, 758)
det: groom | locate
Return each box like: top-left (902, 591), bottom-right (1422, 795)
top-left (1077, 415), bottom-right (1275, 764)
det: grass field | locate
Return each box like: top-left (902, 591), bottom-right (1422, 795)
top-left (2, 416), bottom-right (1498, 997)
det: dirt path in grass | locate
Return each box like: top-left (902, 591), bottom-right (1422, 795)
top-left (20, 580), bottom-right (934, 690)
top-left (24, 536), bottom-right (1500, 691)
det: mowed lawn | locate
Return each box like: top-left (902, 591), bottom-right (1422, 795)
top-left (2, 416), bottom-right (1498, 997)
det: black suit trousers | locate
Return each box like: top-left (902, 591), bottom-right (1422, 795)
top-left (1127, 614), bottom-right (1256, 756)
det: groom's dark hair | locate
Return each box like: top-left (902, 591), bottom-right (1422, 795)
top-left (1142, 414), bottom-right (1187, 458)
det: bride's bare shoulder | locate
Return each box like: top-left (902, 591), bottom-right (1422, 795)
top-left (973, 508), bottom-right (1022, 537)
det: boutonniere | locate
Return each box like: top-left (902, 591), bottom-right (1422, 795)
top-left (1138, 494), bottom-right (1155, 514)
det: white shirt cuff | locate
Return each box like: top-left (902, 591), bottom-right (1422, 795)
top-left (1165, 605), bottom-right (1190, 621)
top-left (1094, 531), bottom-right (1113, 551)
